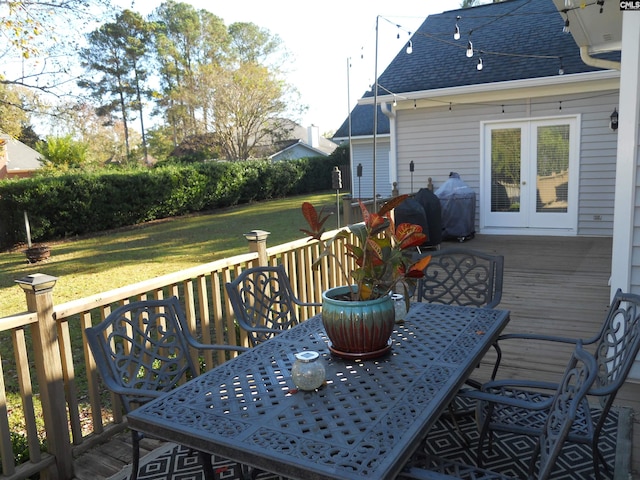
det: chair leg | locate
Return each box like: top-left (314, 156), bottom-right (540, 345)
top-left (197, 451), bottom-right (215, 480)
top-left (446, 401), bottom-right (471, 447)
top-left (490, 342), bottom-right (502, 381)
top-left (130, 430), bottom-right (140, 480)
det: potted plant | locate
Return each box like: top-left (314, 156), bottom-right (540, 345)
top-left (301, 195), bottom-right (431, 358)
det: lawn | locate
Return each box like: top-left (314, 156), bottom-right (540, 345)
top-left (0, 191), bottom-right (339, 317)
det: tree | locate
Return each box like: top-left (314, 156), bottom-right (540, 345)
top-left (0, 82), bottom-right (30, 137)
top-left (36, 134), bottom-right (88, 170)
top-left (151, 1), bottom-right (229, 145)
top-left (53, 101), bottom-right (131, 165)
top-left (1, 0), bottom-right (112, 94)
top-left (78, 10), bottom-right (154, 162)
top-left (211, 62), bottom-right (289, 160)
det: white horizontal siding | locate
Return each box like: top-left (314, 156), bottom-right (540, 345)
top-left (350, 137), bottom-right (392, 199)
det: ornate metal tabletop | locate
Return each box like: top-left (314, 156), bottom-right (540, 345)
top-left (127, 302), bottom-right (510, 480)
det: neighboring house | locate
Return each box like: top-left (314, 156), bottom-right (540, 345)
top-left (335, 0), bottom-right (640, 379)
top-left (265, 123), bottom-right (338, 161)
top-left (0, 133), bottom-right (42, 179)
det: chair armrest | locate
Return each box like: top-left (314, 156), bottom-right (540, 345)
top-left (292, 299), bottom-right (322, 308)
top-left (460, 380), bottom-right (558, 410)
top-left (184, 336), bottom-right (249, 353)
top-left (497, 332), bottom-right (580, 345)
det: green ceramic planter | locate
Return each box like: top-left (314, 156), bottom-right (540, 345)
top-left (321, 286), bottom-right (395, 359)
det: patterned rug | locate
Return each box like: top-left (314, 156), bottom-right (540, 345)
top-left (107, 405), bottom-right (631, 480)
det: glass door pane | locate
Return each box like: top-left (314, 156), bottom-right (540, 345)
top-left (491, 128), bottom-right (521, 213)
top-left (536, 125), bottom-right (569, 213)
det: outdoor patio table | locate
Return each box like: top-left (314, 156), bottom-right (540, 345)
top-left (127, 302), bottom-right (510, 480)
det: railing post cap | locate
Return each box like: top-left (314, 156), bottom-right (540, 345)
top-left (244, 230), bottom-right (271, 241)
top-left (15, 273), bottom-right (58, 293)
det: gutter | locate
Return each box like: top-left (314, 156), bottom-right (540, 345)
top-left (358, 69), bottom-right (620, 106)
top-left (580, 46), bottom-right (621, 71)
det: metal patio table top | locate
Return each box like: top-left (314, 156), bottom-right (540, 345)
top-left (127, 302), bottom-right (510, 480)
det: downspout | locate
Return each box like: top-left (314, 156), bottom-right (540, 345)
top-left (380, 101), bottom-right (397, 194)
top-left (580, 46), bottom-right (621, 71)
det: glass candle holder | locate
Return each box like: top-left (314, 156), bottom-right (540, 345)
top-left (392, 293), bottom-right (407, 322)
top-left (291, 351), bottom-right (325, 390)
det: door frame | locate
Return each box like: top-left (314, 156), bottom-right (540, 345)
top-left (479, 114), bottom-right (580, 235)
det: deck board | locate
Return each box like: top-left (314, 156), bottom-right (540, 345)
top-left (71, 234), bottom-right (640, 479)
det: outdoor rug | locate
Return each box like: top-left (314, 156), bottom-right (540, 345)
top-left (107, 405), bottom-right (631, 480)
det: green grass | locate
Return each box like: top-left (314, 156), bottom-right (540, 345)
top-left (0, 191), bottom-right (340, 454)
top-left (0, 192), bottom-right (338, 317)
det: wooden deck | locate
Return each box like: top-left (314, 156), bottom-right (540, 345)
top-left (71, 234), bottom-right (640, 480)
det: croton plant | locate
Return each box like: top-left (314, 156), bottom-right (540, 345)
top-left (301, 194), bottom-right (432, 303)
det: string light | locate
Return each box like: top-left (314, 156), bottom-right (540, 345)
top-left (563, 14), bottom-right (570, 33)
top-left (454, 16), bottom-right (461, 40)
top-left (477, 57), bottom-right (483, 71)
top-left (466, 40), bottom-right (473, 58)
top-left (406, 40), bottom-right (413, 54)
top-left (374, 83), bottom-right (617, 115)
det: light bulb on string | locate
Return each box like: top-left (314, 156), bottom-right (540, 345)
top-left (466, 40), bottom-right (473, 58)
top-left (454, 16), bottom-right (461, 40)
top-left (477, 57), bottom-right (483, 71)
top-left (563, 16), bottom-right (570, 33)
top-left (406, 40), bottom-right (413, 54)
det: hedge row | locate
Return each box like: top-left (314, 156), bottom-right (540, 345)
top-left (0, 156), bottom-right (347, 250)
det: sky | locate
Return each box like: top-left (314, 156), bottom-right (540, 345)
top-left (114, 0), bottom-right (463, 135)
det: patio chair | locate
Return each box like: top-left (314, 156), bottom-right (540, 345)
top-left (415, 247), bottom-right (504, 310)
top-left (399, 341), bottom-right (598, 480)
top-left (468, 288), bottom-right (640, 480)
top-left (84, 297), bottom-right (249, 480)
top-left (414, 248), bottom-right (505, 440)
top-left (225, 265), bottom-right (321, 346)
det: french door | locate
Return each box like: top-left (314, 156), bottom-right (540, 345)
top-left (482, 117), bottom-right (579, 232)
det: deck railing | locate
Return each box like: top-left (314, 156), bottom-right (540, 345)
top-left (0, 229), bottom-right (355, 480)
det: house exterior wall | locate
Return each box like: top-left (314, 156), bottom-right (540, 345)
top-left (393, 90), bottom-right (619, 237)
top-left (271, 144), bottom-right (326, 161)
top-left (350, 136), bottom-right (392, 199)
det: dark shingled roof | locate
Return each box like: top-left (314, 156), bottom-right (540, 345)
top-left (333, 0), bottom-right (620, 139)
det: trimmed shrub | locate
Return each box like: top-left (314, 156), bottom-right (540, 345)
top-left (0, 155), bottom-right (348, 249)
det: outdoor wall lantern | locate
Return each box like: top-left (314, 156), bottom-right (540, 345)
top-left (15, 273), bottom-right (58, 293)
top-left (610, 108), bottom-right (618, 131)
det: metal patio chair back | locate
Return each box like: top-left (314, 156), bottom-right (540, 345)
top-left (399, 341), bottom-right (598, 480)
top-left (416, 247), bottom-right (504, 309)
top-left (85, 297), bottom-right (247, 480)
top-left (225, 264), bottom-right (321, 346)
top-left (476, 288), bottom-right (640, 479)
